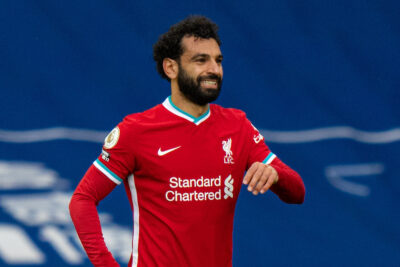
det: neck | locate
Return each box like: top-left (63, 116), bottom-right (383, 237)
top-left (170, 82), bottom-right (209, 118)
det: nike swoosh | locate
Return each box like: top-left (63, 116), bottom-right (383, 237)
top-left (158, 146), bottom-right (181, 156)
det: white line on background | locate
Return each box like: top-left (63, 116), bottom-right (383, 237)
top-left (0, 126), bottom-right (399, 144)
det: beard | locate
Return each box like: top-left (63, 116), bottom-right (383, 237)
top-left (177, 65), bottom-right (222, 106)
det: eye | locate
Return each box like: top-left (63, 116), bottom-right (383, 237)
top-left (196, 58), bottom-right (206, 63)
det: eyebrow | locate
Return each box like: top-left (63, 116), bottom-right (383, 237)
top-left (190, 53), bottom-right (223, 61)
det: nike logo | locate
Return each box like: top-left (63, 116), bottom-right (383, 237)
top-left (158, 146), bottom-right (181, 156)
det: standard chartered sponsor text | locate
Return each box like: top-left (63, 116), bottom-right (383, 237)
top-left (166, 176), bottom-right (223, 202)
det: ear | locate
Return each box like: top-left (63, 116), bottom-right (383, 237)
top-left (163, 58), bottom-right (179, 80)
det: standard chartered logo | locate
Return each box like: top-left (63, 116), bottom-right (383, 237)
top-left (224, 175), bottom-right (234, 199)
top-left (165, 175), bottom-right (234, 202)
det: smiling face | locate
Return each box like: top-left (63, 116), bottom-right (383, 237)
top-left (176, 36), bottom-right (223, 106)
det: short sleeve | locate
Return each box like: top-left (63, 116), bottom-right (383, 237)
top-left (93, 118), bottom-right (136, 185)
top-left (244, 118), bottom-right (277, 169)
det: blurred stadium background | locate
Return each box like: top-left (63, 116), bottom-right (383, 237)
top-left (0, 1), bottom-right (399, 266)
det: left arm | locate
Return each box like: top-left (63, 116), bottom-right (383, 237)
top-left (241, 114), bottom-right (305, 204)
top-left (243, 157), bottom-right (305, 204)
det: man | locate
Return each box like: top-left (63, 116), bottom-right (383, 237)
top-left (69, 15), bottom-right (305, 267)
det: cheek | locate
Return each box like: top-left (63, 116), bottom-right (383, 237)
top-left (186, 66), bottom-right (202, 78)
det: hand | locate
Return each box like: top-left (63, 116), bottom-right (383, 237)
top-left (243, 162), bottom-right (279, 195)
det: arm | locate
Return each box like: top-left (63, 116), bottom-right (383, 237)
top-left (69, 165), bottom-right (120, 267)
top-left (242, 115), bottom-right (305, 204)
top-left (270, 157), bottom-right (305, 204)
top-left (243, 158), bottom-right (305, 204)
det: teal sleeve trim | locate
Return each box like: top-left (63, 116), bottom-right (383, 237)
top-left (262, 152), bottom-right (276, 164)
top-left (95, 159), bottom-right (123, 183)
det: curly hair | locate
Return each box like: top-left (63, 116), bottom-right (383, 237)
top-left (153, 15), bottom-right (221, 81)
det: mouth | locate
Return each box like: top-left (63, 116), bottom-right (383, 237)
top-left (199, 75), bottom-right (221, 89)
top-left (201, 80), bottom-right (218, 88)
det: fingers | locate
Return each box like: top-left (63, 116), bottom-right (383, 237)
top-left (259, 170), bottom-right (275, 194)
top-left (251, 165), bottom-right (270, 195)
top-left (243, 163), bottom-right (278, 196)
top-left (247, 164), bottom-right (265, 194)
top-left (260, 165), bottom-right (279, 194)
top-left (243, 163), bottom-right (257, 185)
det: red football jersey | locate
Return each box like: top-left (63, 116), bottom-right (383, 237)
top-left (93, 97), bottom-right (294, 267)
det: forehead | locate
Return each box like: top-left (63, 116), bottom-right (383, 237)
top-left (180, 35), bottom-right (221, 58)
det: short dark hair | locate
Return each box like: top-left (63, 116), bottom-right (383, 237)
top-left (153, 15), bottom-right (221, 81)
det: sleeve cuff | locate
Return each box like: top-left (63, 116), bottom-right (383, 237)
top-left (93, 159), bottom-right (123, 185)
top-left (262, 152), bottom-right (276, 165)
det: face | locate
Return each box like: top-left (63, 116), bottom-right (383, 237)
top-left (177, 36), bottom-right (223, 106)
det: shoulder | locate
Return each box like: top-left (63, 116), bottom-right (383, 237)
top-left (121, 104), bottom-right (164, 126)
top-left (210, 104), bottom-right (247, 122)
top-left (210, 104), bottom-right (259, 136)
top-left (110, 104), bottom-right (165, 138)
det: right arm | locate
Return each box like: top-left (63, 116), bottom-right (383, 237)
top-left (70, 121), bottom-right (136, 266)
top-left (69, 165), bottom-right (119, 267)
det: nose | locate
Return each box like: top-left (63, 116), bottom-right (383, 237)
top-left (207, 60), bottom-right (222, 75)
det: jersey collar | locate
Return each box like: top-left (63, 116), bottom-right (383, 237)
top-left (162, 96), bottom-right (211, 125)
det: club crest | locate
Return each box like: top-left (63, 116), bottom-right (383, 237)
top-left (222, 138), bottom-right (234, 164)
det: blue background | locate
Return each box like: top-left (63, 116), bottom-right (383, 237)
top-left (0, 1), bottom-right (399, 266)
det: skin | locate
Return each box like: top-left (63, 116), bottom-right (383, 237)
top-left (163, 35), bottom-right (223, 117)
top-left (163, 35), bottom-right (279, 195)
